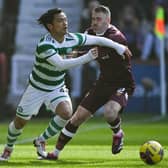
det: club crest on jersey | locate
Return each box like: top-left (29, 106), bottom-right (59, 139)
top-left (66, 48), bottom-right (73, 53)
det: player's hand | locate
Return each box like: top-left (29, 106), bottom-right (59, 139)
top-left (122, 47), bottom-right (132, 60)
top-left (89, 47), bottom-right (98, 59)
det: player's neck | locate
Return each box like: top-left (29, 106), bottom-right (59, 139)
top-left (96, 24), bottom-right (111, 36)
top-left (51, 33), bottom-right (64, 43)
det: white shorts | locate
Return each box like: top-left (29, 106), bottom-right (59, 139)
top-left (16, 84), bottom-right (72, 120)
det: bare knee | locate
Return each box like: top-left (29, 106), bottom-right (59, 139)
top-left (104, 101), bottom-right (121, 123)
top-left (71, 106), bottom-right (92, 126)
top-left (14, 116), bottom-right (28, 129)
top-left (104, 107), bottom-right (118, 122)
top-left (56, 101), bottom-right (73, 120)
top-left (60, 109), bottom-right (72, 120)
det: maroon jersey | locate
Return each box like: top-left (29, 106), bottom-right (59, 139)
top-left (86, 25), bottom-right (135, 95)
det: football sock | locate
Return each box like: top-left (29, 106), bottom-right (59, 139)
top-left (108, 117), bottom-right (121, 134)
top-left (39, 115), bottom-right (67, 141)
top-left (56, 121), bottom-right (78, 150)
top-left (53, 148), bottom-right (60, 156)
top-left (6, 121), bottom-right (23, 149)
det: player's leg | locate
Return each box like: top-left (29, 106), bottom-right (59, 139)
top-left (104, 100), bottom-right (124, 154)
top-left (104, 88), bottom-right (128, 154)
top-left (0, 116), bottom-right (27, 161)
top-left (34, 101), bottom-right (72, 157)
top-left (35, 101), bottom-right (72, 140)
top-left (33, 86), bottom-right (73, 158)
top-left (38, 105), bottom-right (92, 160)
top-left (38, 81), bottom-right (105, 160)
top-left (0, 85), bottom-right (44, 161)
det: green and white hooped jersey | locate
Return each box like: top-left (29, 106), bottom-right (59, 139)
top-left (29, 32), bottom-right (86, 92)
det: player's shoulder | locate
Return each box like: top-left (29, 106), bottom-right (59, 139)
top-left (106, 25), bottom-right (127, 45)
top-left (84, 27), bottom-right (95, 35)
top-left (67, 32), bottom-right (86, 46)
top-left (67, 32), bottom-right (85, 39)
top-left (36, 34), bottom-right (57, 58)
top-left (65, 33), bottom-right (75, 40)
top-left (65, 32), bottom-right (81, 41)
top-left (106, 25), bottom-right (124, 37)
top-left (37, 34), bottom-right (56, 51)
top-left (38, 33), bottom-right (55, 46)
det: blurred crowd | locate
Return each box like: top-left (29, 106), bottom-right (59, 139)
top-left (79, 0), bottom-right (168, 63)
top-left (0, 0), bottom-right (168, 117)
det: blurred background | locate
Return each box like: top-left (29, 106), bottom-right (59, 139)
top-left (0, 0), bottom-right (168, 120)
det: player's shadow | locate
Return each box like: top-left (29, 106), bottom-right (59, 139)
top-left (55, 159), bottom-right (145, 167)
top-left (0, 160), bottom-right (105, 167)
top-left (0, 158), bottom-right (145, 167)
top-left (31, 159), bottom-right (106, 165)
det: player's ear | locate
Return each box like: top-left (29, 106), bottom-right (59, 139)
top-left (47, 23), bottom-right (53, 31)
top-left (107, 17), bottom-right (111, 24)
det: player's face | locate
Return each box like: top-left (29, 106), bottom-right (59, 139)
top-left (48, 12), bottom-right (68, 36)
top-left (91, 11), bottom-right (109, 34)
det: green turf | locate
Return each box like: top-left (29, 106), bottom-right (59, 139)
top-left (0, 114), bottom-right (168, 168)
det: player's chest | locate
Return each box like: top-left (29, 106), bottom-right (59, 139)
top-left (97, 47), bottom-right (111, 62)
top-left (54, 40), bottom-right (78, 57)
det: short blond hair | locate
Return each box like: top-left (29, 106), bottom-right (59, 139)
top-left (93, 5), bottom-right (111, 18)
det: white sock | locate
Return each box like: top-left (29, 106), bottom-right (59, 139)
top-left (53, 148), bottom-right (60, 156)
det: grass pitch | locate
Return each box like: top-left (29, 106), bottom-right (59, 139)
top-left (0, 114), bottom-right (168, 168)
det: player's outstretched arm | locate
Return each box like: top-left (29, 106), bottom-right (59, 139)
top-left (47, 48), bottom-right (98, 71)
top-left (84, 34), bottom-right (132, 59)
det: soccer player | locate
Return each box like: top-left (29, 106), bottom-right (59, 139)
top-left (0, 8), bottom-right (131, 161)
top-left (37, 5), bottom-right (135, 160)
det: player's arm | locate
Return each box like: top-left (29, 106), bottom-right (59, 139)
top-left (47, 48), bottom-right (98, 71)
top-left (84, 34), bottom-right (132, 59)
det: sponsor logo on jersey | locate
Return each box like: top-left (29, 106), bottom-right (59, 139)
top-left (46, 35), bottom-right (52, 41)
